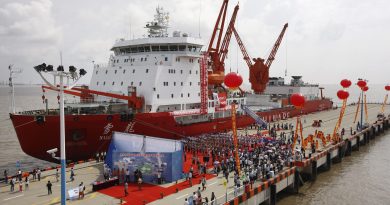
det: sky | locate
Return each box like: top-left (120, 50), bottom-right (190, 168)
top-left (0, 0), bottom-right (389, 86)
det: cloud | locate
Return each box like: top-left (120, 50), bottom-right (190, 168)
top-left (0, 0), bottom-right (62, 83)
top-left (0, 0), bottom-right (389, 85)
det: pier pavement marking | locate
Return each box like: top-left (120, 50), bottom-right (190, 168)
top-left (3, 194), bottom-right (24, 201)
top-left (175, 193), bottom-right (188, 199)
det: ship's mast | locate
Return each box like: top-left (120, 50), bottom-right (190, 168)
top-left (145, 6), bottom-right (169, 38)
top-left (8, 65), bottom-right (22, 114)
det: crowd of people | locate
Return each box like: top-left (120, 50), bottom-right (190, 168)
top-left (182, 129), bottom-right (294, 205)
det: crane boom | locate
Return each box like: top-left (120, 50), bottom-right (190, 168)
top-left (219, 4), bottom-right (239, 64)
top-left (207, 0), bottom-right (229, 53)
top-left (265, 23), bottom-right (288, 68)
top-left (232, 26), bottom-right (253, 68)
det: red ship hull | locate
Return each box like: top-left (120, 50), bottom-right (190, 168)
top-left (10, 99), bottom-right (332, 163)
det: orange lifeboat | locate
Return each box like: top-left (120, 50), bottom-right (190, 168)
top-left (208, 71), bottom-right (225, 85)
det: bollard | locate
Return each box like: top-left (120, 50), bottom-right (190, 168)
top-left (345, 140), bottom-right (352, 156)
top-left (326, 152), bottom-right (332, 170)
top-left (270, 184), bottom-right (277, 205)
top-left (311, 161), bottom-right (317, 181)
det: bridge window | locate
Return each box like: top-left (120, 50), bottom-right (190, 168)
top-left (138, 47), bottom-right (145, 52)
top-left (160, 45), bottom-right (168, 51)
top-left (171, 94), bottom-right (174, 98)
top-left (115, 70), bottom-right (117, 74)
top-left (123, 70), bottom-right (126, 74)
top-left (112, 81), bottom-right (115, 85)
top-left (151, 46), bottom-right (159, 52)
top-left (188, 93), bottom-right (190, 97)
top-left (157, 94), bottom-right (160, 99)
top-left (103, 81), bottom-right (106, 86)
top-left (178, 45), bottom-right (186, 51)
top-left (121, 81), bottom-right (123, 86)
top-left (181, 93), bottom-right (183, 98)
top-left (105, 70), bottom-right (108, 74)
top-left (130, 47), bottom-right (137, 53)
top-left (146, 69), bottom-right (149, 73)
top-left (96, 71), bottom-right (98, 75)
top-left (169, 45), bottom-right (178, 51)
top-left (97, 81), bottom-right (99, 85)
top-left (165, 57), bottom-right (168, 61)
top-left (139, 82), bottom-right (142, 86)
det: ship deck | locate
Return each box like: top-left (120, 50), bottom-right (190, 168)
top-left (1, 104), bottom-right (389, 205)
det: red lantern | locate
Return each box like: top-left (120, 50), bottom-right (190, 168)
top-left (362, 86), bottom-right (369, 92)
top-left (337, 90), bottom-right (349, 100)
top-left (340, 79), bottom-right (352, 88)
top-left (224, 72), bottom-right (243, 89)
top-left (357, 80), bottom-right (367, 88)
top-left (290, 93), bottom-right (305, 107)
top-left (385, 85), bottom-right (390, 91)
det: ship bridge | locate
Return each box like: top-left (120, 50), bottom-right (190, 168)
top-left (90, 7), bottom-right (208, 114)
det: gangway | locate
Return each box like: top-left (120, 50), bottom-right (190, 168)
top-left (241, 105), bottom-right (268, 127)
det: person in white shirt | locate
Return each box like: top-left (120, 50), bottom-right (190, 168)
top-left (78, 182), bottom-right (85, 199)
top-left (184, 198), bottom-right (189, 205)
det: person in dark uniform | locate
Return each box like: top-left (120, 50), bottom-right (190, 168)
top-left (47, 181), bottom-right (52, 195)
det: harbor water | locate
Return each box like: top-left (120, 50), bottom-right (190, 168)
top-left (0, 85), bottom-right (389, 205)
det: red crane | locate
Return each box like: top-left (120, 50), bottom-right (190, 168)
top-left (233, 23), bottom-right (288, 93)
top-left (207, 0), bottom-right (240, 85)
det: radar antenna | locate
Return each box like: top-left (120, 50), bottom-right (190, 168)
top-left (145, 6), bottom-right (169, 37)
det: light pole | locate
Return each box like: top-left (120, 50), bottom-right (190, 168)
top-left (34, 63), bottom-right (87, 205)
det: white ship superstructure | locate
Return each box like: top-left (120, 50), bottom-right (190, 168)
top-left (264, 76), bottom-right (319, 100)
top-left (90, 7), bottom-right (205, 113)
